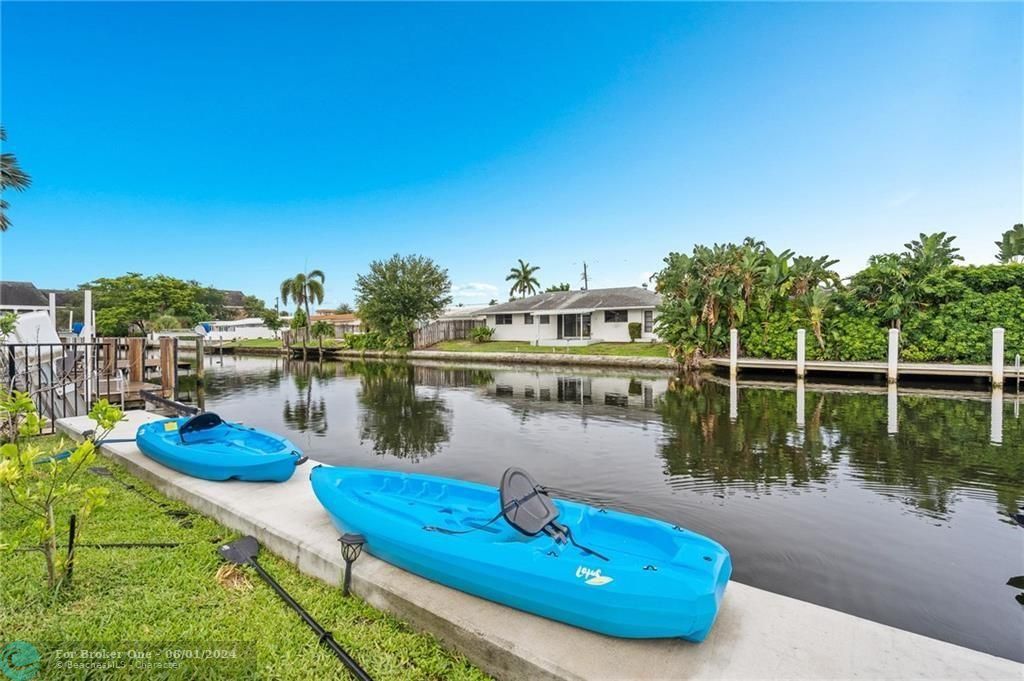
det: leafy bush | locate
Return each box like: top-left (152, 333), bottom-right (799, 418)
top-left (343, 332), bottom-right (387, 351)
top-left (0, 396), bottom-right (123, 590)
top-left (627, 322), bottom-right (641, 342)
top-left (470, 326), bottom-right (495, 343)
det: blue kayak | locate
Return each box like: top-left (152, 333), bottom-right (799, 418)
top-left (310, 466), bottom-right (731, 640)
top-left (136, 413), bottom-right (306, 482)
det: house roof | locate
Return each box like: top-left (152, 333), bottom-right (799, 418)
top-left (41, 289), bottom-right (76, 307)
top-left (440, 305), bottom-right (487, 320)
top-left (311, 313), bottom-right (360, 323)
top-left (479, 286), bottom-right (661, 315)
top-left (0, 281), bottom-right (49, 308)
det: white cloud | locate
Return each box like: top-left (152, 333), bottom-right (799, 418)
top-left (451, 282), bottom-right (498, 300)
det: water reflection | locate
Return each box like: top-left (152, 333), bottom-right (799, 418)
top-left (349, 361), bottom-right (451, 461)
top-left (281, 361), bottom-right (330, 436)
top-left (196, 355), bottom-right (1023, 661)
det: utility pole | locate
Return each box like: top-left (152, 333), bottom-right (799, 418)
top-left (581, 261), bottom-right (589, 291)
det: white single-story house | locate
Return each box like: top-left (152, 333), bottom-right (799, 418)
top-left (478, 286), bottom-right (661, 345)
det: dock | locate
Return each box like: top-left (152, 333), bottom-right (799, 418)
top-left (708, 357), bottom-right (1018, 381)
top-left (57, 410), bottom-right (1022, 681)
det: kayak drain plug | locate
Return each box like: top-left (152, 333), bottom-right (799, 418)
top-left (339, 533), bottom-right (366, 597)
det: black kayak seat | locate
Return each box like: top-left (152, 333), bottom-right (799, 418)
top-left (178, 412), bottom-right (225, 443)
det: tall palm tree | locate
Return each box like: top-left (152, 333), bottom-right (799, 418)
top-left (0, 126), bottom-right (32, 232)
top-left (280, 269), bottom-right (325, 357)
top-left (506, 259), bottom-right (540, 299)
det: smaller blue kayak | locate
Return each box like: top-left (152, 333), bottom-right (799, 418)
top-left (136, 413), bottom-right (306, 482)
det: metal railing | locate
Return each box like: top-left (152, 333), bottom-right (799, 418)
top-left (3, 342), bottom-right (120, 434)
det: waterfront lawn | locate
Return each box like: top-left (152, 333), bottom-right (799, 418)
top-left (433, 340), bottom-right (673, 358)
top-left (0, 436), bottom-right (487, 681)
top-left (224, 338), bottom-right (283, 348)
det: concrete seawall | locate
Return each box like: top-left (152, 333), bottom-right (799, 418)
top-left (57, 411), bottom-right (1022, 681)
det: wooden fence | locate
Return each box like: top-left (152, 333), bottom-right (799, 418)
top-left (412, 319), bottom-right (485, 349)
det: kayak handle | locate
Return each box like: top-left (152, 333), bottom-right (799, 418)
top-left (293, 451), bottom-right (308, 466)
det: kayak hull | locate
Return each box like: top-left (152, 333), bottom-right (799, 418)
top-left (310, 466), bottom-right (731, 640)
top-left (136, 417), bottom-right (303, 482)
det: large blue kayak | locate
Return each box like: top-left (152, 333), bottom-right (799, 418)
top-left (136, 413), bottom-right (306, 482)
top-left (310, 466), bottom-right (731, 640)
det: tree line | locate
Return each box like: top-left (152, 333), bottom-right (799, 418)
top-left (654, 227), bottom-right (1024, 366)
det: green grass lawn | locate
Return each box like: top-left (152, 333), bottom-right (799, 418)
top-left (223, 338), bottom-right (284, 348)
top-left (432, 340), bottom-right (673, 358)
top-left (1, 435), bottom-right (488, 681)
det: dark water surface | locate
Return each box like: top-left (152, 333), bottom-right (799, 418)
top-left (192, 354), bottom-right (1023, 661)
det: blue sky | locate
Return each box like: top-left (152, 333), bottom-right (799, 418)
top-left (1, 2), bottom-right (1021, 308)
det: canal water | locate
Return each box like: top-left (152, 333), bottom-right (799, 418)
top-left (193, 354), bottom-right (1023, 661)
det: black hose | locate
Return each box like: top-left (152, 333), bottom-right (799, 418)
top-left (249, 559), bottom-right (373, 681)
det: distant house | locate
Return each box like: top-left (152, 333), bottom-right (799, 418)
top-left (204, 317), bottom-right (277, 342)
top-left (311, 312), bottom-right (362, 336)
top-left (438, 305), bottom-right (488, 322)
top-left (0, 281), bottom-right (51, 314)
top-left (217, 290), bottom-right (249, 319)
top-left (478, 286), bottom-right (661, 345)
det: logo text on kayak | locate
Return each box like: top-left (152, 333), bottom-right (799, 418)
top-left (576, 566), bottom-right (613, 586)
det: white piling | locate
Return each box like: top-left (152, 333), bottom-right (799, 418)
top-left (796, 329), bottom-right (807, 379)
top-left (48, 293), bottom-right (57, 332)
top-left (991, 387), bottom-right (1004, 445)
top-left (887, 383), bottom-right (898, 435)
top-left (887, 328), bottom-right (899, 384)
top-left (83, 289), bottom-right (94, 404)
top-left (992, 327), bottom-right (1005, 387)
top-left (729, 328), bottom-right (738, 378)
top-left (796, 379), bottom-right (805, 429)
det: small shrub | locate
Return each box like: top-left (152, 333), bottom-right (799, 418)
top-left (627, 322), bottom-right (642, 342)
top-left (470, 327), bottom-right (495, 343)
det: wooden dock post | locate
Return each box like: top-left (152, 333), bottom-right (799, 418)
top-left (992, 327), bottom-right (1005, 387)
top-left (195, 336), bottom-right (205, 386)
top-left (796, 329), bottom-right (807, 379)
top-left (887, 328), bottom-right (900, 384)
top-left (729, 329), bottom-right (738, 378)
top-left (127, 337), bottom-right (145, 383)
top-left (159, 337), bottom-right (178, 397)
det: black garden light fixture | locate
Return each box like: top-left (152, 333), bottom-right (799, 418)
top-left (339, 533), bottom-right (366, 597)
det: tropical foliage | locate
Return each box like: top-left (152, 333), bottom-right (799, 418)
top-left (545, 282), bottom-right (571, 292)
top-left (996, 224), bottom-right (1024, 264)
top-left (0, 125), bottom-right (31, 232)
top-left (470, 326), bottom-right (495, 343)
top-left (506, 259), bottom-right (541, 298)
top-left (355, 254), bottom-right (452, 349)
top-left (656, 231), bottom-right (1023, 365)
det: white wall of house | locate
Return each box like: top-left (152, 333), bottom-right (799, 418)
top-left (486, 308), bottom-right (659, 343)
top-left (486, 370), bottom-right (670, 408)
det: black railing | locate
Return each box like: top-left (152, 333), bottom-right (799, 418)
top-left (3, 342), bottom-right (118, 434)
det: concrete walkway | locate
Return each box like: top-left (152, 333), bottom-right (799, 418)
top-left (58, 411), bottom-right (1022, 681)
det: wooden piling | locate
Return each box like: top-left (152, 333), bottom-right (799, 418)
top-left (729, 329), bottom-right (738, 378)
top-left (159, 337), bottom-right (178, 397)
top-left (195, 337), bottom-right (205, 386)
top-left (127, 337), bottom-right (145, 383)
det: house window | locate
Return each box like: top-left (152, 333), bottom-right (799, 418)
top-left (643, 310), bottom-right (654, 333)
top-left (604, 310), bottom-right (628, 323)
top-left (524, 313), bottom-right (534, 325)
top-left (539, 315), bottom-right (550, 324)
top-left (495, 314), bottom-right (512, 325)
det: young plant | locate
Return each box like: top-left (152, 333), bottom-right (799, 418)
top-left (470, 326), bottom-right (495, 343)
top-left (0, 395), bottom-right (123, 590)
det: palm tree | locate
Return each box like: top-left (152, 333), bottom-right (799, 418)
top-left (280, 269), bottom-right (325, 358)
top-left (800, 288), bottom-right (832, 349)
top-left (506, 259), bottom-right (540, 299)
top-left (0, 126), bottom-right (32, 232)
top-left (995, 224), bottom-right (1024, 264)
top-left (310, 319), bottom-right (333, 355)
